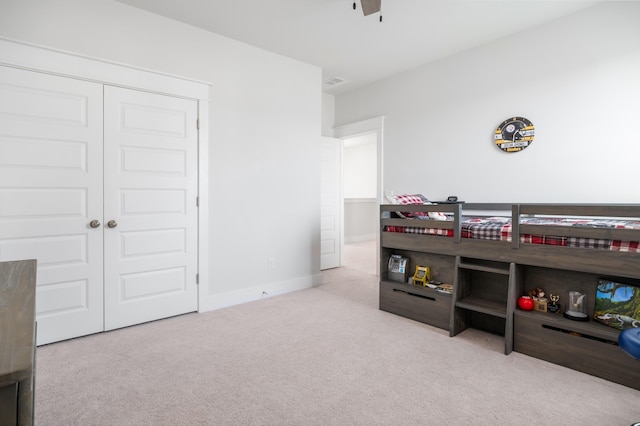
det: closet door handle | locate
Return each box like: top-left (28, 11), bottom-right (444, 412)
top-left (89, 220), bottom-right (101, 228)
top-left (107, 220), bottom-right (118, 229)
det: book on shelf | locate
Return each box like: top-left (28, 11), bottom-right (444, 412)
top-left (436, 283), bottom-right (453, 294)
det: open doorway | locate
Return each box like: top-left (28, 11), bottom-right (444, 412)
top-left (343, 134), bottom-right (377, 244)
top-left (333, 117), bottom-right (384, 275)
top-left (342, 134), bottom-right (377, 274)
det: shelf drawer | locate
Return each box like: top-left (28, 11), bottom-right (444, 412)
top-left (514, 312), bottom-right (640, 391)
top-left (379, 281), bottom-right (451, 330)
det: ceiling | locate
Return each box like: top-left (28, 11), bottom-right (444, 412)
top-left (115, 0), bottom-right (600, 95)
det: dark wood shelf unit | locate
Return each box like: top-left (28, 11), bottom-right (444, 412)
top-left (457, 260), bottom-right (511, 276)
top-left (380, 280), bottom-right (452, 300)
top-left (515, 310), bottom-right (619, 343)
top-left (379, 203), bottom-right (640, 390)
top-left (455, 296), bottom-right (507, 318)
top-left (514, 310), bottom-right (640, 391)
top-left (450, 256), bottom-right (521, 355)
top-left (0, 259), bottom-right (37, 425)
top-left (380, 280), bottom-right (451, 330)
top-left (379, 247), bottom-right (454, 331)
top-left (513, 265), bottom-right (640, 391)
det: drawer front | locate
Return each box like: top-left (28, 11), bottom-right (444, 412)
top-left (379, 281), bottom-right (451, 330)
top-left (514, 314), bottom-right (640, 391)
top-left (0, 384), bottom-right (17, 425)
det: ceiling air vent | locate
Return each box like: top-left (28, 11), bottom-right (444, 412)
top-left (323, 77), bottom-right (346, 87)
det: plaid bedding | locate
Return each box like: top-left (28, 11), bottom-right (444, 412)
top-left (384, 216), bottom-right (640, 252)
top-left (460, 217), bottom-right (510, 240)
top-left (385, 225), bottom-right (454, 237)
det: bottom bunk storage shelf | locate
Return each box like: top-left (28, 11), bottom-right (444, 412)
top-left (379, 281), bottom-right (451, 330)
top-left (514, 311), bottom-right (640, 391)
top-left (455, 296), bottom-right (507, 318)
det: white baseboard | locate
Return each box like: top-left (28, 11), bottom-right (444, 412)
top-left (201, 274), bottom-right (323, 312)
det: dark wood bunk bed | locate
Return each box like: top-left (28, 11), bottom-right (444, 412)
top-left (380, 202), bottom-right (640, 391)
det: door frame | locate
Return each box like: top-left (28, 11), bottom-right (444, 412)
top-left (333, 116), bottom-right (384, 274)
top-left (0, 37), bottom-right (211, 313)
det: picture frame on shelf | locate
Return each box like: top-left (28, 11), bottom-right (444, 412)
top-left (594, 278), bottom-right (640, 330)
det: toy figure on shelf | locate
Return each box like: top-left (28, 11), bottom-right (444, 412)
top-left (529, 287), bottom-right (548, 312)
top-left (412, 265), bottom-right (431, 286)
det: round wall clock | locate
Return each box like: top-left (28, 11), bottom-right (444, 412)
top-left (494, 117), bottom-right (535, 153)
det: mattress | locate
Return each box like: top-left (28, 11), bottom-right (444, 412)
top-left (384, 216), bottom-right (640, 252)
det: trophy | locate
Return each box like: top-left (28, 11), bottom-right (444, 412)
top-left (547, 294), bottom-right (560, 313)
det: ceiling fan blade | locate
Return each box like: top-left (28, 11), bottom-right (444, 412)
top-left (360, 0), bottom-right (381, 16)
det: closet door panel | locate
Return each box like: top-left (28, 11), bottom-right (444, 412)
top-left (103, 86), bottom-right (198, 330)
top-left (0, 66), bottom-right (104, 345)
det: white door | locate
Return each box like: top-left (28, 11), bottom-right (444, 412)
top-left (102, 86), bottom-right (199, 330)
top-left (320, 137), bottom-right (342, 270)
top-left (0, 66), bottom-right (104, 345)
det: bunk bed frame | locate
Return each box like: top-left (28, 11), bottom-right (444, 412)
top-left (379, 203), bottom-right (640, 391)
top-left (381, 203), bottom-right (640, 278)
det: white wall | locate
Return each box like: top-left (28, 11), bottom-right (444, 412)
top-left (322, 93), bottom-right (336, 137)
top-left (344, 199), bottom-right (377, 244)
top-left (343, 135), bottom-right (377, 199)
top-left (335, 2), bottom-right (640, 203)
top-left (0, 0), bottom-right (323, 310)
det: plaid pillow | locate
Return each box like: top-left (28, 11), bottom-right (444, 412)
top-left (393, 194), bottom-right (425, 205)
top-left (385, 194), bottom-right (429, 218)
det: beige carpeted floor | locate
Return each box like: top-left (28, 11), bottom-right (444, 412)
top-left (34, 241), bottom-right (640, 425)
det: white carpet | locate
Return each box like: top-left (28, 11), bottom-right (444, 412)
top-left (34, 241), bottom-right (640, 425)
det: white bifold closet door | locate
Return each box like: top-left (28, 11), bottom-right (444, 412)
top-left (0, 66), bottom-right (198, 345)
top-left (0, 66), bottom-right (105, 344)
top-left (102, 86), bottom-right (198, 331)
